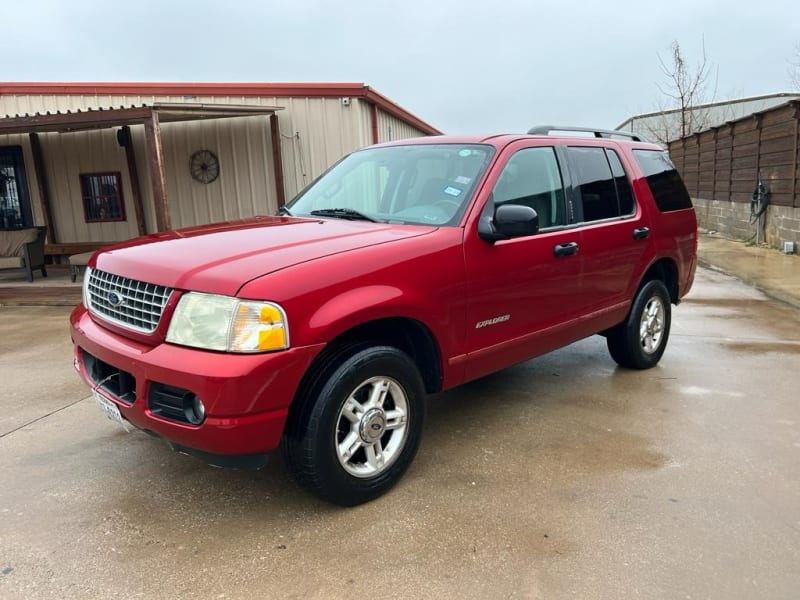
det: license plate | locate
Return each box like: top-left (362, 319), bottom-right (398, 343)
top-left (93, 389), bottom-right (133, 432)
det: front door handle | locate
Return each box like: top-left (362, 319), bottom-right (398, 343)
top-left (553, 242), bottom-right (579, 257)
top-left (633, 227), bottom-right (650, 240)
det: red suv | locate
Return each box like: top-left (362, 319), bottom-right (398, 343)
top-left (71, 127), bottom-right (697, 505)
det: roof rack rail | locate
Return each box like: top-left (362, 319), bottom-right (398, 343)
top-left (527, 125), bottom-right (645, 142)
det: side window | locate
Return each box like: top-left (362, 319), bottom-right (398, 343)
top-left (490, 147), bottom-right (566, 228)
top-left (605, 149), bottom-right (635, 215)
top-left (633, 149), bottom-right (693, 212)
top-left (566, 147), bottom-right (620, 222)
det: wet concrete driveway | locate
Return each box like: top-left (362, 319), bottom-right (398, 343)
top-left (1, 266), bottom-right (799, 599)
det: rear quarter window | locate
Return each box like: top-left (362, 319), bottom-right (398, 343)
top-left (633, 150), bottom-right (693, 212)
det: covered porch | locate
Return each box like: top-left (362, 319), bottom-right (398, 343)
top-left (0, 102), bottom-right (284, 262)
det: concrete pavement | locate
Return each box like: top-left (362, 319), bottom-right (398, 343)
top-left (698, 231), bottom-right (800, 309)
top-left (1, 266), bottom-right (799, 598)
top-left (0, 231), bottom-right (799, 598)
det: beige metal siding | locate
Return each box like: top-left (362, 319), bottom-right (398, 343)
top-left (376, 108), bottom-right (428, 143)
top-left (271, 96), bottom-right (366, 200)
top-left (158, 115), bottom-right (275, 229)
top-left (355, 98), bottom-right (375, 147)
top-left (46, 128), bottom-right (140, 242)
top-left (0, 93), bottom-right (426, 242)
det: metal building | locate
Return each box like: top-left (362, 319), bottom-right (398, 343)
top-left (0, 82), bottom-right (440, 257)
top-left (617, 92), bottom-right (800, 144)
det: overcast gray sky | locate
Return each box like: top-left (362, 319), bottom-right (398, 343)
top-left (3, 0), bottom-right (799, 134)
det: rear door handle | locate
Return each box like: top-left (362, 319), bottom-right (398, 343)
top-left (553, 242), bottom-right (579, 258)
top-left (633, 227), bottom-right (650, 240)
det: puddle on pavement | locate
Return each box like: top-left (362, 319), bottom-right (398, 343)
top-left (721, 341), bottom-right (800, 355)
top-left (683, 297), bottom-right (769, 309)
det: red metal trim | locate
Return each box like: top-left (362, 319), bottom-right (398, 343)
top-left (362, 86), bottom-right (442, 136)
top-left (0, 82), bottom-right (443, 136)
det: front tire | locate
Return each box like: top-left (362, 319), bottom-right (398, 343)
top-left (607, 279), bottom-right (672, 369)
top-left (282, 345), bottom-right (425, 506)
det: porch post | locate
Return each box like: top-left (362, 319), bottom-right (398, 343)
top-left (120, 126), bottom-right (148, 236)
top-left (28, 133), bottom-right (57, 243)
top-left (143, 110), bottom-right (171, 232)
top-left (269, 113), bottom-right (286, 208)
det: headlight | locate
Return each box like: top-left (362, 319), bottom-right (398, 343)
top-left (166, 292), bottom-right (289, 353)
top-left (82, 266), bottom-right (93, 308)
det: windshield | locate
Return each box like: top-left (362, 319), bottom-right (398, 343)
top-left (286, 143), bottom-right (494, 226)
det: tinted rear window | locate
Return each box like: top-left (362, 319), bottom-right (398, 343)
top-left (633, 150), bottom-right (693, 212)
top-left (566, 147), bottom-right (635, 222)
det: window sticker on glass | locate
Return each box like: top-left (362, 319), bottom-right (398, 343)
top-left (458, 149), bottom-right (472, 157)
top-left (454, 176), bottom-right (471, 185)
top-left (443, 186), bottom-right (463, 197)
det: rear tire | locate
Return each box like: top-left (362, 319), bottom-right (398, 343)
top-left (281, 345), bottom-right (425, 506)
top-left (607, 279), bottom-right (671, 369)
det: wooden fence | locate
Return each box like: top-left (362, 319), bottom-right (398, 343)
top-left (667, 101), bottom-right (799, 209)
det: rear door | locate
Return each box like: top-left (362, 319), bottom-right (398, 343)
top-left (563, 144), bottom-right (653, 329)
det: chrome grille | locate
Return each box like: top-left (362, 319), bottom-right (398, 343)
top-left (87, 269), bottom-right (173, 333)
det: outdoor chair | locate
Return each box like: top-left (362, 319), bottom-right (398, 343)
top-left (0, 226), bottom-right (48, 282)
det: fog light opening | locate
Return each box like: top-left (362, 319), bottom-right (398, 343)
top-left (184, 394), bottom-right (206, 425)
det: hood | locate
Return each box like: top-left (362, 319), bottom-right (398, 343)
top-left (93, 216), bottom-right (436, 296)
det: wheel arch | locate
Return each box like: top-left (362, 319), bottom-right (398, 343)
top-left (641, 257), bottom-right (680, 304)
top-left (290, 316), bottom-right (443, 416)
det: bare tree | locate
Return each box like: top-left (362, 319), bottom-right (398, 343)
top-left (648, 40), bottom-right (718, 143)
top-left (790, 42), bottom-right (800, 90)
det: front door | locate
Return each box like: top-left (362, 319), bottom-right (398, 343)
top-left (0, 146), bottom-right (33, 230)
top-left (462, 143), bottom-right (583, 381)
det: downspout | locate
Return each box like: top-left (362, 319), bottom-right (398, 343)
top-left (370, 103), bottom-right (379, 145)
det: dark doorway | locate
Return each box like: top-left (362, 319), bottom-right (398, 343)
top-left (0, 146), bottom-right (33, 229)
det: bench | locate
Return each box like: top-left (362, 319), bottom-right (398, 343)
top-left (69, 252), bottom-right (95, 282)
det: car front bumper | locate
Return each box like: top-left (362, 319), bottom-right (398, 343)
top-left (70, 305), bottom-right (323, 465)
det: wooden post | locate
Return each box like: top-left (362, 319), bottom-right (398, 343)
top-left (792, 103), bottom-right (799, 209)
top-left (695, 134), bottom-right (701, 198)
top-left (754, 115), bottom-right (764, 244)
top-left (120, 126), bottom-right (147, 236)
top-left (28, 133), bottom-right (57, 243)
top-left (143, 110), bottom-right (171, 232)
top-left (711, 127), bottom-right (718, 201)
top-left (728, 124), bottom-right (734, 203)
top-left (269, 113), bottom-right (286, 208)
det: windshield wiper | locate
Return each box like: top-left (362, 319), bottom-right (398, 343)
top-left (277, 206), bottom-right (293, 216)
top-left (310, 208), bottom-right (378, 222)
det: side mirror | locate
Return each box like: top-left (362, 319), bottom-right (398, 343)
top-left (478, 204), bottom-right (539, 242)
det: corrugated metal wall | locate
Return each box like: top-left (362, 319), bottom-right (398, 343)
top-left (376, 108), bottom-right (429, 143)
top-left (0, 93), bottom-right (423, 242)
top-left (620, 94), bottom-right (800, 143)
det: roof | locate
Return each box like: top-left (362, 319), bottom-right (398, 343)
top-left (0, 81), bottom-right (442, 135)
top-left (617, 92), bottom-right (800, 129)
top-left (0, 102), bottom-right (282, 135)
top-left (373, 132), bottom-right (661, 150)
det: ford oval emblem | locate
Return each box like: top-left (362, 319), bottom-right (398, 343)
top-left (107, 292), bottom-right (124, 307)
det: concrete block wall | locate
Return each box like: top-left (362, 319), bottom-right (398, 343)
top-left (692, 197), bottom-right (799, 252)
top-left (765, 205), bottom-right (800, 250)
